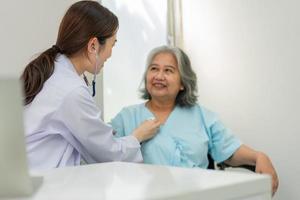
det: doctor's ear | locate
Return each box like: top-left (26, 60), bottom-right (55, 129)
top-left (87, 37), bottom-right (100, 54)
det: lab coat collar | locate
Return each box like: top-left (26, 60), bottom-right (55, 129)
top-left (56, 54), bottom-right (87, 87)
top-left (56, 54), bottom-right (79, 74)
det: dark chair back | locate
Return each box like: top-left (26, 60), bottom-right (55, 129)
top-left (207, 154), bottom-right (215, 169)
top-left (207, 154), bottom-right (255, 172)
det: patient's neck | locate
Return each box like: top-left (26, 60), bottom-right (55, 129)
top-left (147, 99), bottom-right (175, 113)
top-left (147, 99), bottom-right (175, 124)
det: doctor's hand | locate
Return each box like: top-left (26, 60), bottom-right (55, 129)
top-left (255, 152), bottom-right (279, 196)
top-left (132, 118), bottom-right (161, 142)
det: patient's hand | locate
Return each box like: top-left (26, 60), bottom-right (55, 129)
top-left (255, 152), bottom-right (279, 196)
top-left (132, 118), bottom-right (161, 142)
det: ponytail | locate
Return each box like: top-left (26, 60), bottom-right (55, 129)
top-left (20, 1), bottom-right (118, 105)
top-left (21, 45), bottom-right (61, 105)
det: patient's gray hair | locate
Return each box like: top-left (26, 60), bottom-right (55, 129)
top-left (140, 45), bottom-right (198, 107)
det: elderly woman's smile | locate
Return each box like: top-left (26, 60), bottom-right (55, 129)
top-left (146, 52), bottom-right (183, 101)
top-left (152, 82), bottom-right (167, 88)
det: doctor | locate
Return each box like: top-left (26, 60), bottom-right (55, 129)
top-left (21, 1), bottom-right (160, 170)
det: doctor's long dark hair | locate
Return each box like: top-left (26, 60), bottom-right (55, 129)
top-left (21, 1), bottom-right (118, 105)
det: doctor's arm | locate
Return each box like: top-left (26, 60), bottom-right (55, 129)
top-left (56, 87), bottom-right (158, 163)
top-left (111, 112), bottom-right (160, 142)
top-left (225, 144), bottom-right (279, 196)
top-left (56, 87), bottom-right (143, 163)
top-left (132, 120), bottom-right (161, 142)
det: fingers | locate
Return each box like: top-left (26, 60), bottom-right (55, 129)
top-left (150, 120), bottom-right (161, 133)
top-left (147, 117), bottom-right (156, 121)
top-left (153, 119), bottom-right (161, 127)
top-left (255, 154), bottom-right (279, 196)
top-left (257, 170), bottom-right (278, 196)
top-left (147, 117), bottom-right (161, 127)
top-left (255, 167), bottom-right (278, 196)
top-left (272, 174), bottom-right (279, 196)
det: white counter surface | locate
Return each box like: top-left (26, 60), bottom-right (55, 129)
top-left (14, 162), bottom-right (271, 200)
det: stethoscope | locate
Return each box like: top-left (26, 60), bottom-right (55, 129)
top-left (83, 51), bottom-right (99, 97)
top-left (83, 74), bottom-right (96, 97)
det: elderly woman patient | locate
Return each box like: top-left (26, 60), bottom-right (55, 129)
top-left (110, 45), bottom-right (278, 195)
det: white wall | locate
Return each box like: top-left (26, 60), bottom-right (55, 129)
top-left (182, 0), bottom-right (300, 199)
top-left (101, 0), bottom-right (167, 122)
top-left (0, 1), bottom-right (78, 77)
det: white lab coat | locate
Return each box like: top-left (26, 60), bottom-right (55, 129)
top-left (24, 54), bottom-right (142, 170)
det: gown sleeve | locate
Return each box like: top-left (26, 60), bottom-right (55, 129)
top-left (55, 86), bottom-right (143, 163)
top-left (201, 107), bottom-right (242, 163)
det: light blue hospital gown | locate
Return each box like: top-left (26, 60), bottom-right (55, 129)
top-left (111, 103), bottom-right (242, 168)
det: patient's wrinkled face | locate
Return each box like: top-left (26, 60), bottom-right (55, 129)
top-left (146, 52), bottom-right (183, 101)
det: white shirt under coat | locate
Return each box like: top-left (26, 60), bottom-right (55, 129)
top-left (24, 54), bottom-right (142, 170)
